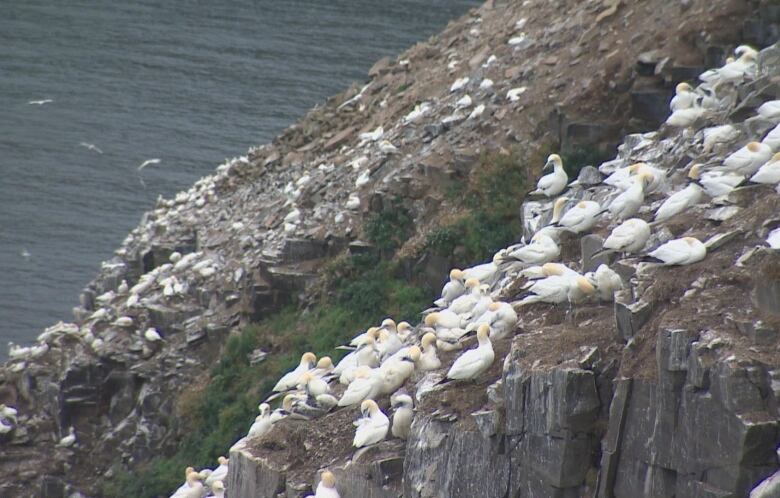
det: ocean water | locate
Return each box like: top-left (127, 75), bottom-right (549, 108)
top-left (0, 0), bottom-right (478, 360)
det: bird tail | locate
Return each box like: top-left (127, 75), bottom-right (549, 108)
top-left (516, 295), bottom-right (541, 307)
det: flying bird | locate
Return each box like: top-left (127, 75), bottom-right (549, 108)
top-left (138, 158), bottom-right (161, 170)
top-left (28, 99), bottom-right (53, 105)
top-left (79, 142), bottom-right (103, 154)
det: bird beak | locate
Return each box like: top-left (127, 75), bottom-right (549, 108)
top-left (459, 329), bottom-right (477, 342)
top-left (542, 161), bottom-right (554, 173)
top-left (402, 356), bottom-right (415, 363)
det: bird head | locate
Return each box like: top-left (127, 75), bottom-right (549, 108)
top-left (366, 327), bottom-right (380, 339)
top-left (488, 301), bottom-right (501, 312)
top-left (544, 153), bottom-right (563, 172)
top-left (477, 324), bottom-right (491, 341)
top-left (683, 237), bottom-right (700, 245)
top-left (637, 171), bottom-right (655, 188)
top-left (675, 82), bottom-right (693, 94)
top-left (465, 278), bottom-right (481, 289)
top-left (772, 152), bottom-right (780, 163)
top-left (360, 399), bottom-right (378, 416)
top-left (320, 471), bottom-right (337, 489)
top-left (302, 352), bottom-right (317, 366)
top-left (354, 366), bottom-right (371, 379)
top-left (392, 394), bottom-right (413, 408)
top-left (381, 318), bottom-right (397, 330)
top-left (282, 394), bottom-right (297, 411)
top-left (212, 481), bottom-right (225, 492)
top-left (552, 197), bottom-right (568, 221)
top-left (218, 456), bottom-right (228, 466)
top-left (449, 268), bottom-right (464, 281)
top-left (317, 357), bottom-right (333, 369)
top-left (576, 276), bottom-right (596, 295)
top-left (422, 332), bottom-right (437, 347)
top-left (424, 313), bottom-right (438, 327)
top-left (259, 403), bottom-right (271, 416)
top-left (687, 163), bottom-right (702, 180)
top-left (747, 141), bottom-right (762, 153)
top-left (407, 346), bottom-right (422, 362)
top-left (397, 322), bottom-right (412, 334)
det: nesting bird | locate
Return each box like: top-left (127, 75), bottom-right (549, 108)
top-left (353, 399), bottom-right (389, 448)
top-left (391, 394), bottom-right (414, 439)
top-left (306, 471), bottom-right (340, 498)
top-left (273, 352), bottom-right (317, 392)
top-left (446, 324), bottom-right (494, 381)
top-left (648, 237), bottom-right (707, 266)
top-left (531, 154), bottom-right (568, 197)
top-left (599, 218), bottom-right (651, 255)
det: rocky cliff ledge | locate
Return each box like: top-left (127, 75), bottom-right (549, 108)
top-left (1, 0), bottom-right (779, 497)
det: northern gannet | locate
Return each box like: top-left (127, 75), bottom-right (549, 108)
top-left (347, 326), bottom-right (380, 348)
top-left (670, 82), bottom-right (697, 111)
top-left (450, 77), bottom-right (469, 92)
top-left (378, 140), bottom-right (398, 155)
top-left (722, 141), bottom-right (772, 176)
top-left (648, 237), bottom-right (706, 265)
top-left (699, 50), bottom-right (757, 89)
top-left (114, 316), bottom-right (133, 327)
top-left (479, 78), bottom-right (494, 91)
top-left (438, 272), bottom-right (467, 309)
top-left (446, 325), bottom-right (494, 380)
top-left (338, 367), bottom-right (382, 407)
top-left (144, 328), bottom-right (163, 342)
top-left (306, 471), bottom-right (340, 498)
top-left (397, 322), bottom-right (413, 342)
top-left (455, 94), bottom-right (473, 108)
top-left (758, 100), bottom-right (780, 122)
top-left (355, 170), bottom-right (371, 188)
top-left (689, 164), bottom-right (744, 197)
top-left (391, 394), bottom-right (414, 439)
top-left (607, 172), bottom-right (653, 220)
top-left (273, 352), bottom-right (316, 392)
top-left (478, 301), bottom-right (518, 339)
top-left (762, 123), bottom-right (780, 151)
top-left (0, 405), bottom-right (18, 425)
top-left (404, 103), bottom-right (431, 124)
top-left (247, 404), bottom-right (272, 439)
top-left (462, 261), bottom-right (499, 286)
top-left (750, 152), bottom-right (780, 185)
top-left (665, 107), bottom-right (706, 127)
top-left (531, 154), bottom-right (568, 197)
top-left (703, 124), bottom-right (740, 153)
top-left (205, 457), bottom-right (228, 487)
top-left (377, 319), bottom-right (403, 359)
top-left (600, 218), bottom-right (651, 255)
top-left (208, 480), bottom-right (225, 498)
top-left (507, 87), bottom-right (527, 102)
top-left (654, 182), bottom-right (704, 221)
top-left (138, 158), bottom-right (161, 171)
top-left (519, 262), bottom-right (579, 280)
top-left (28, 99), bottom-right (53, 105)
top-left (57, 427), bottom-right (76, 447)
top-left (359, 126), bottom-right (383, 143)
top-left (378, 346), bottom-right (420, 395)
top-left (500, 233), bottom-right (560, 265)
top-left (555, 200), bottom-right (602, 233)
top-left (311, 357), bottom-right (335, 379)
top-left (447, 278), bottom-right (483, 315)
top-left (353, 400), bottom-right (389, 448)
top-left (419, 333), bottom-right (441, 371)
top-left (586, 264), bottom-right (623, 301)
top-left (518, 275), bottom-right (596, 306)
top-left (171, 472), bottom-right (203, 498)
top-left (335, 338), bottom-right (379, 384)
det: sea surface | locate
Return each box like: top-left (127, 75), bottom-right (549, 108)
top-left (0, 0), bottom-right (478, 360)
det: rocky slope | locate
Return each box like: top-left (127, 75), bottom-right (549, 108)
top-left (1, 0), bottom-right (779, 496)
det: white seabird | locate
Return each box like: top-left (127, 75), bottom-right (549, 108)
top-left (648, 237), bottom-right (707, 266)
top-left (273, 352), bottom-right (316, 392)
top-left (434, 269), bottom-right (467, 307)
top-left (447, 278), bottom-right (482, 315)
top-left (138, 158), bottom-right (161, 170)
top-left (446, 324), bottom-right (494, 380)
top-left (28, 99), bottom-right (53, 105)
top-left (247, 403), bottom-right (272, 439)
top-left (531, 154), bottom-right (568, 197)
top-left (353, 399), bottom-right (389, 448)
top-left (518, 274), bottom-right (596, 306)
top-left (205, 457), bottom-right (228, 487)
top-left (359, 126), bottom-right (383, 143)
top-left (722, 141), bottom-right (772, 176)
top-left (750, 152), bottom-right (780, 185)
top-left (555, 199), bottom-right (602, 233)
top-left (703, 125), bottom-right (740, 153)
top-left (378, 140), bottom-right (398, 155)
top-left (600, 218), bottom-right (651, 255)
top-left (391, 394), bottom-right (414, 440)
top-left (79, 142), bottom-right (103, 154)
top-left (470, 301), bottom-right (518, 340)
top-left (654, 182), bottom-right (704, 222)
top-left (306, 471), bottom-right (340, 498)
top-left (586, 264), bottom-right (623, 301)
top-left (144, 328), bottom-right (163, 342)
top-left (670, 82), bottom-right (697, 111)
top-left (501, 233), bottom-right (560, 265)
top-left (607, 172), bottom-right (653, 220)
top-left (507, 87), bottom-right (527, 102)
top-left (378, 346), bottom-right (420, 396)
top-left (338, 366), bottom-right (382, 407)
top-left (665, 107), bottom-right (706, 128)
top-left (419, 332), bottom-right (441, 371)
top-left (758, 100), bottom-right (780, 122)
top-left (688, 164), bottom-right (744, 197)
top-left (762, 123), bottom-right (780, 151)
top-left (171, 471), bottom-right (204, 498)
top-left (58, 427), bottom-right (76, 447)
top-left (208, 480), bottom-right (225, 498)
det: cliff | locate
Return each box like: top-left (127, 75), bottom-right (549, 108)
top-left (2, 0), bottom-right (780, 497)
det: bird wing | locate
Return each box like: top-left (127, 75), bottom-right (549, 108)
top-left (649, 239), bottom-right (689, 265)
top-left (536, 172), bottom-right (555, 190)
top-left (338, 378), bottom-right (372, 406)
top-left (447, 348), bottom-right (488, 379)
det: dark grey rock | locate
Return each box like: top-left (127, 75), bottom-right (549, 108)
top-left (614, 293), bottom-right (654, 342)
top-left (472, 410), bottom-right (500, 438)
top-left (581, 234), bottom-right (612, 273)
top-left (228, 439), bottom-right (287, 498)
top-left (575, 166), bottom-right (603, 186)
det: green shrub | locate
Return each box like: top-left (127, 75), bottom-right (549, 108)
top-left (364, 200), bottom-right (414, 253)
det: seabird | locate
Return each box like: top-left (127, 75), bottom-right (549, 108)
top-left (586, 264), bottom-right (623, 301)
top-left (599, 218), bottom-right (651, 255)
top-left (138, 158), bottom-right (161, 170)
top-left (455, 94), bottom-right (472, 108)
top-left (306, 471), bottom-right (340, 498)
top-left (607, 172), bottom-right (653, 220)
top-left (703, 124), bottom-right (740, 153)
top-left (757, 100), bottom-right (780, 122)
top-left (762, 123), bottom-right (780, 151)
top-left (208, 480), bottom-right (225, 498)
top-left (648, 237), bottom-right (707, 265)
top-left (204, 457), bottom-right (228, 487)
top-left (531, 154), bottom-right (568, 197)
top-left (247, 403), bottom-right (272, 439)
top-left (28, 99), bottom-right (53, 105)
top-left (446, 324), bottom-right (494, 380)
top-left (507, 87), bottom-right (527, 102)
top-left (57, 427), bottom-right (76, 447)
top-left (555, 199), bottom-right (602, 233)
top-left (378, 140), bottom-right (398, 155)
top-left (722, 141), bottom-right (772, 176)
top-left (450, 77), bottom-right (469, 92)
top-left (359, 126), bottom-right (383, 143)
top-left (171, 471), bottom-right (204, 498)
top-left (750, 152), bottom-right (780, 185)
top-left (670, 82), bottom-right (697, 111)
top-left (518, 274), bottom-right (595, 306)
top-left (654, 182), bottom-right (704, 221)
top-left (79, 142), bottom-right (103, 154)
top-left (390, 394), bottom-right (414, 440)
top-left (500, 233), bottom-right (560, 265)
top-left (688, 163), bottom-right (744, 197)
top-left (353, 399), bottom-right (389, 448)
top-left (273, 352), bottom-right (316, 392)
top-left (419, 333), bottom-right (441, 371)
top-left (338, 367), bottom-right (382, 407)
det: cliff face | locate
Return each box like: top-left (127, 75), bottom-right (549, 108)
top-left (1, 0), bottom-right (779, 496)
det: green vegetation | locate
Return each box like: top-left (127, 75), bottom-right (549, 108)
top-left (103, 254), bottom-right (431, 497)
top-left (426, 148), bottom-right (527, 264)
top-left (104, 149), bottom-right (535, 497)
